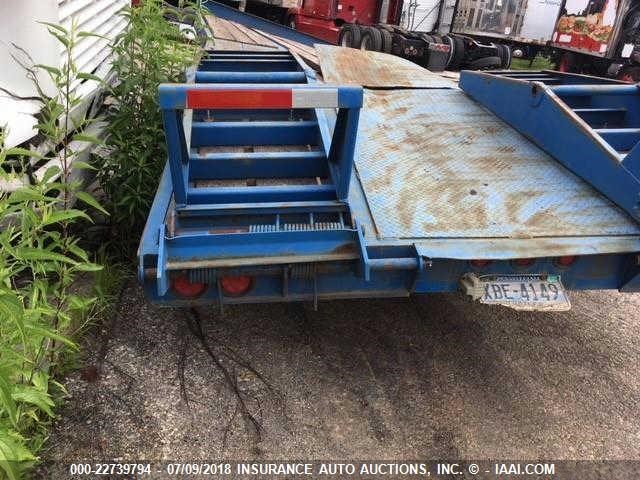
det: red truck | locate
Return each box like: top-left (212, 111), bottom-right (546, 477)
top-left (240, 0), bottom-right (510, 71)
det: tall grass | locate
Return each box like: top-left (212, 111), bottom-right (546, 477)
top-left (0, 21), bottom-right (106, 480)
top-left (97, 0), bottom-right (206, 256)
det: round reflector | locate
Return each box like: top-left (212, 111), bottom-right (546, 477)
top-left (470, 259), bottom-right (492, 268)
top-left (556, 255), bottom-right (577, 267)
top-left (513, 258), bottom-right (535, 267)
top-left (220, 275), bottom-right (253, 296)
top-left (173, 274), bottom-right (207, 298)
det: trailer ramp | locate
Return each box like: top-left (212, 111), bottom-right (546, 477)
top-left (460, 70), bottom-right (640, 222)
top-left (143, 50), bottom-right (367, 296)
top-left (316, 47), bottom-right (640, 259)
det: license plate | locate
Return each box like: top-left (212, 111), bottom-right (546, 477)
top-left (460, 273), bottom-right (571, 311)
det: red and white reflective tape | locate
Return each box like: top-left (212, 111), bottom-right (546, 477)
top-left (186, 87), bottom-right (339, 109)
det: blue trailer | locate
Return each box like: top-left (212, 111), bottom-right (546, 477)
top-left (137, 13), bottom-right (640, 311)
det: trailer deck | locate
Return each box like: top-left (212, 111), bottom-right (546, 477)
top-left (315, 47), bottom-right (640, 259)
top-left (139, 34), bottom-right (640, 308)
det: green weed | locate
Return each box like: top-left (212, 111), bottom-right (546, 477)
top-left (97, 0), bottom-right (206, 257)
top-left (0, 21), bottom-right (107, 480)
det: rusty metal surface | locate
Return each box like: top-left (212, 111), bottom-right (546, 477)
top-left (316, 45), bottom-right (455, 88)
top-left (354, 88), bottom-right (640, 240)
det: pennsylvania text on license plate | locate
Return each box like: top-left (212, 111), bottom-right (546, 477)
top-left (460, 274), bottom-right (571, 311)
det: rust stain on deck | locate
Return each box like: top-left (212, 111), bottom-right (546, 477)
top-left (352, 88), bottom-right (640, 239)
top-left (316, 45), bottom-right (455, 88)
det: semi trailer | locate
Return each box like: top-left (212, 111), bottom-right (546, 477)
top-left (221, 0), bottom-right (640, 79)
top-left (453, 0), bottom-right (640, 80)
top-left (137, 7), bottom-right (640, 311)
top-left (214, 0), bottom-right (509, 71)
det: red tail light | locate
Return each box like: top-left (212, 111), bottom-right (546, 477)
top-left (513, 258), bottom-right (535, 267)
top-left (555, 255), bottom-right (578, 267)
top-left (172, 274), bottom-right (207, 298)
top-left (470, 259), bottom-right (492, 268)
top-left (220, 275), bottom-right (253, 296)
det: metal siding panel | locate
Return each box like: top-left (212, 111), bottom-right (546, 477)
top-left (58, 0), bottom-right (127, 77)
top-left (354, 89), bottom-right (640, 240)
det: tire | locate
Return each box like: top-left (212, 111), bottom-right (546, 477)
top-left (469, 55), bottom-right (502, 69)
top-left (360, 26), bottom-right (383, 51)
top-left (338, 24), bottom-right (362, 48)
top-left (497, 44), bottom-right (512, 69)
top-left (447, 35), bottom-right (465, 70)
top-left (617, 66), bottom-right (640, 82)
top-left (286, 14), bottom-right (296, 29)
top-left (557, 52), bottom-right (575, 72)
top-left (379, 28), bottom-right (393, 53)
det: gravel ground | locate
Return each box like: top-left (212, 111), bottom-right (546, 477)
top-left (38, 282), bottom-right (640, 476)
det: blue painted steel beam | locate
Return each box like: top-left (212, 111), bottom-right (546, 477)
top-left (460, 71), bottom-right (640, 221)
top-left (190, 121), bottom-right (319, 147)
top-left (199, 59), bottom-right (299, 73)
top-left (201, 59), bottom-right (297, 65)
top-left (328, 108), bottom-right (361, 200)
top-left (551, 84), bottom-right (640, 96)
top-left (202, 0), bottom-right (328, 48)
top-left (175, 200), bottom-right (346, 216)
top-left (195, 71), bottom-right (307, 83)
top-left (187, 184), bottom-right (337, 204)
top-left (161, 228), bottom-right (358, 268)
top-left (595, 128), bottom-right (640, 151)
top-left (189, 150), bottom-right (328, 179)
top-left (162, 110), bottom-right (189, 204)
top-left (138, 163), bottom-right (173, 281)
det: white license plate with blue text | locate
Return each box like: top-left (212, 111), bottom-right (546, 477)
top-left (460, 274), bottom-right (571, 311)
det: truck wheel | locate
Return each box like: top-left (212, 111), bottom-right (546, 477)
top-left (497, 44), bottom-right (512, 69)
top-left (360, 26), bottom-right (383, 51)
top-left (618, 66), bottom-right (640, 82)
top-left (380, 28), bottom-right (393, 53)
top-left (469, 55), bottom-right (502, 69)
top-left (338, 24), bottom-right (362, 48)
top-left (557, 52), bottom-right (575, 72)
top-left (446, 35), bottom-right (465, 70)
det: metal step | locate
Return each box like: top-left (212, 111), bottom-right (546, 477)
top-left (573, 107), bottom-right (627, 127)
top-left (190, 120), bottom-right (320, 147)
top-left (189, 150), bottom-right (328, 180)
top-left (594, 128), bottom-right (640, 151)
top-left (195, 71), bottom-right (307, 83)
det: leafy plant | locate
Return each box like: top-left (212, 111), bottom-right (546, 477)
top-left (97, 0), bottom-right (205, 256)
top-left (0, 20), bottom-right (107, 479)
